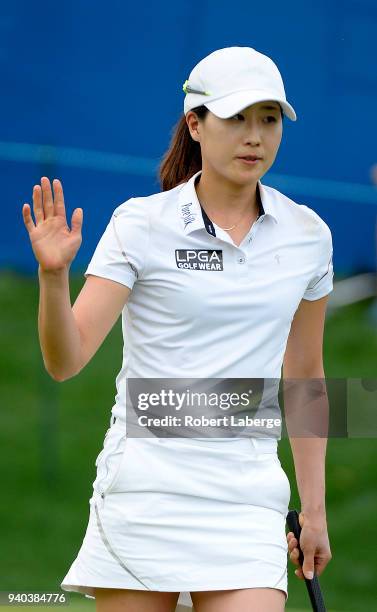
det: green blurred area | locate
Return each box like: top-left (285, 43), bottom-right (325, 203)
top-left (0, 270), bottom-right (376, 612)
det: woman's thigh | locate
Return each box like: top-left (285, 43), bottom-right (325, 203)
top-left (190, 588), bottom-right (286, 612)
top-left (94, 587), bottom-right (180, 612)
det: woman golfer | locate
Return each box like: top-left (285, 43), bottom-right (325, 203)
top-left (22, 46), bottom-right (333, 612)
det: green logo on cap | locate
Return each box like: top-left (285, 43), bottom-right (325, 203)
top-left (182, 80), bottom-right (212, 96)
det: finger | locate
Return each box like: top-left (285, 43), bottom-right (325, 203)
top-left (288, 537), bottom-right (298, 551)
top-left (70, 208), bottom-right (83, 235)
top-left (32, 184), bottom-right (44, 224)
top-left (286, 532), bottom-right (294, 542)
top-left (52, 179), bottom-right (66, 218)
top-left (295, 568), bottom-right (305, 580)
top-left (314, 555), bottom-right (332, 577)
top-left (22, 203), bottom-right (36, 233)
top-left (314, 563), bottom-right (325, 577)
top-left (289, 549), bottom-right (300, 565)
top-left (41, 176), bottom-right (54, 218)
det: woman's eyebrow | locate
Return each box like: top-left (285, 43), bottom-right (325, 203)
top-left (259, 105), bottom-right (280, 111)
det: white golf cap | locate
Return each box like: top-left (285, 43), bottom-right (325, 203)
top-left (183, 46), bottom-right (297, 121)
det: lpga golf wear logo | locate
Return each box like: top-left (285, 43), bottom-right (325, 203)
top-left (175, 249), bottom-right (223, 271)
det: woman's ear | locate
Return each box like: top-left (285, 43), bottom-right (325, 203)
top-left (186, 112), bottom-right (201, 143)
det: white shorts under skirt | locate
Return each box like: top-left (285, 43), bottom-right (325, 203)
top-left (61, 418), bottom-right (291, 609)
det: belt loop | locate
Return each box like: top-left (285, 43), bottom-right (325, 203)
top-left (249, 437), bottom-right (278, 454)
top-left (249, 437), bottom-right (258, 452)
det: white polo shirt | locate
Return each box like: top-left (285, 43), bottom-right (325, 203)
top-left (84, 169), bottom-right (334, 429)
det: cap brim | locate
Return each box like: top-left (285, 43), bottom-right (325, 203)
top-left (204, 89), bottom-right (297, 121)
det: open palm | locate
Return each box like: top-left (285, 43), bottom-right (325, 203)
top-left (22, 177), bottom-right (83, 272)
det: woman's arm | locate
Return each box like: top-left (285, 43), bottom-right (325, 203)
top-left (22, 177), bottom-right (132, 382)
top-left (38, 268), bottom-right (131, 381)
top-left (38, 265), bottom-right (82, 381)
top-left (282, 295), bottom-right (332, 580)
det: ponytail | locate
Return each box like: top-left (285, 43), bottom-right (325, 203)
top-left (158, 105), bottom-right (209, 192)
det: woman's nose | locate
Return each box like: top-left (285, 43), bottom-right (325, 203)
top-left (244, 124), bottom-right (262, 145)
top-left (244, 133), bottom-right (261, 146)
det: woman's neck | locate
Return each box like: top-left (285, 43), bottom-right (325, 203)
top-left (195, 170), bottom-right (260, 224)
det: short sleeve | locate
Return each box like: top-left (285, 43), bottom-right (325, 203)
top-left (84, 197), bottom-right (149, 290)
top-left (303, 222), bottom-right (334, 301)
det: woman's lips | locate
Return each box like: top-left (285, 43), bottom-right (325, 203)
top-left (237, 157), bottom-right (261, 165)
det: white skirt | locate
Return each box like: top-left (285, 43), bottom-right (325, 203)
top-left (61, 417), bottom-right (291, 609)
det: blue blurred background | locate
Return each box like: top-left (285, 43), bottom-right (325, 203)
top-left (2, 0), bottom-right (377, 276)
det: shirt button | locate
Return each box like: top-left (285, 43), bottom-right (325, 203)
top-left (237, 257), bottom-right (246, 264)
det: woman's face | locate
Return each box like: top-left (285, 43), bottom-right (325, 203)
top-left (187, 100), bottom-right (283, 186)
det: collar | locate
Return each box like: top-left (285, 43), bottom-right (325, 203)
top-left (177, 169), bottom-right (278, 236)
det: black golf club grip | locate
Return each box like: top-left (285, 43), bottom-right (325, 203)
top-left (286, 509), bottom-right (326, 612)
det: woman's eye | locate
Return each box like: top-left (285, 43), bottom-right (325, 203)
top-left (230, 114), bottom-right (277, 122)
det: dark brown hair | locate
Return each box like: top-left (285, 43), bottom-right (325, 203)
top-left (158, 105), bottom-right (209, 192)
top-left (158, 104), bottom-right (284, 192)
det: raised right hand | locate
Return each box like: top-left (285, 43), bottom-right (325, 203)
top-left (22, 177), bottom-right (83, 272)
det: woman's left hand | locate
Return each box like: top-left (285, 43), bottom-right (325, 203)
top-left (286, 510), bottom-right (332, 580)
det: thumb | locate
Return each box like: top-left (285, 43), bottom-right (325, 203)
top-left (71, 208), bottom-right (83, 234)
top-left (302, 542), bottom-right (315, 579)
top-left (299, 512), bottom-right (314, 579)
top-left (302, 556), bottom-right (314, 580)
